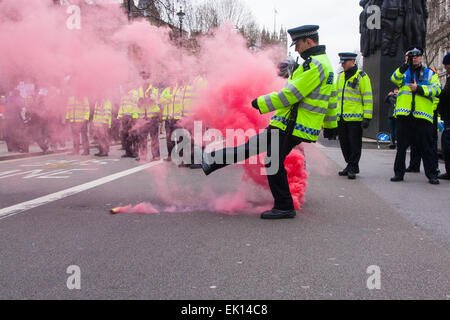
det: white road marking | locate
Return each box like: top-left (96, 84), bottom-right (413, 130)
top-left (0, 168), bottom-right (97, 180)
top-left (0, 152), bottom-right (70, 164)
top-left (0, 160), bottom-right (163, 221)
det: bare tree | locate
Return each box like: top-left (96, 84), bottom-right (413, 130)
top-left (424, 0), bottom-right (450, 83)
top-left (190, 0), bottom-right (257, 35)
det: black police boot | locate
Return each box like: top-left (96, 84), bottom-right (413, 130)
top-left (201, 158), bottom-right (227, 176)
top-left (428, 178), bottom-right (440, 185)
top-left (390, 176), bottom-right (404, 182)
top-left (438, 173), bottom-right (450, 180)
top-left (260, 208), bottom-right (296, 220)
top-left (338, 167), bottom-right (349, 176)
top-left (406, 167), bottom-right (420, 173)
top-left (347, 170), bottom-right (356, 180)
top-left (201, 151), bottom-right (230, 176)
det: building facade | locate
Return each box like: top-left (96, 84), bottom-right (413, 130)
top-left (426, 0), bottom-right (450, 84)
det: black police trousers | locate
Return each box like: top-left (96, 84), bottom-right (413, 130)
top-left (394, 115), bottom-right (438, 179)
top-left (121, 116), bottom-right (137, 157)
top-left (208, 126), bottom-right (303, 211)
top-left (136, 117), bottom-right (160, 160)
top-left (408, 111), bottom-right (439, 171)
top-left (71, 121), bottom-right (89, 154)
top-left (338, 120), bottom-right (362, 172)
top-left (94, 124), bottom-right (110, 155)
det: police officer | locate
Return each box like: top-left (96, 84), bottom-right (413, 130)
top-left (92, 99), bottom-right (112, 157)
top-left (336, 52), bottom-right (373, 179)
top-left (65, 96), bottom-right (90, 156)
top-left (118, 88), bottom-right (139, 158)
top-left (135, 76), bottom-right (162, 162)
top-left (437, 53), bottom-right (450, 180)
top-left (201, 25), bottom-right (338, 219)
top-left (390, 47), bottom-right (442, 184)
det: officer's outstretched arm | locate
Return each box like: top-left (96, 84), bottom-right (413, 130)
top-left (256, 62), bottom-right (322, 114)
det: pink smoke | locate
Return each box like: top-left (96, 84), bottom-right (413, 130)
top-left (0, 1), bottom-right (310, 214)
top-left (185, 24), bottom-right (309, 211)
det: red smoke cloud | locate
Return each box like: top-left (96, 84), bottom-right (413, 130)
top-left (0, 1), bottom-right (309, 213)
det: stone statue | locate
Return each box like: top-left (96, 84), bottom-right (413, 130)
top-left (360, 0), bottom-right (428, 57)
top-left (360, 0), bottom-right (383, 57)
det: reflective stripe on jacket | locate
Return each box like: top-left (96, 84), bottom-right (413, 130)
top-left (117, 90), bottom-right (139, 119)
top-left (256, 46), bottom-right (337, 141)
top-left (65, 96), bottom-right (89, 123)
top-left (93, 100), bottom-right (112, 128)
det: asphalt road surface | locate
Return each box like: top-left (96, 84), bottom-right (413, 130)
top-left (0, 141), bottom-right (449, 300)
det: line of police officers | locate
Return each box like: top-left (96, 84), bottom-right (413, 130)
top-left (333, 48), bottom-right (443, 185)
top-left (64, 74), bottom-right (200, 160)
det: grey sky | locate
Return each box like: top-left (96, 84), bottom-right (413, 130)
top-left (243, 0), bottom-right (362, 70)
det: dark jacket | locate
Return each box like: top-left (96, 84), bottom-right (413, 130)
top-left (438, 74), bottom-right (450, 121)
top-left (385, 93), bottom-right (397, 117)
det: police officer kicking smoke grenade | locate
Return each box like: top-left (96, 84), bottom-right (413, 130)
top-left (201, 25), bottom-right (338, 220)
top-left (336, 52), bottom-right (374, 180)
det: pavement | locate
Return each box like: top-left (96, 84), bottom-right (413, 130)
top-left (0, 138), bottom-right (449, 300)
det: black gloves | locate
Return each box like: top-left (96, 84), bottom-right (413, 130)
top-left (323, 128), bottom-right (338, 140)
top-left (362, 118), bottom-right (370, 129)
top-left (399, 63), bottom-right (409, 73)
top-left (251, 99), bottom-right (259, 110)
top-left (415, 85), bottom-right (424, 95)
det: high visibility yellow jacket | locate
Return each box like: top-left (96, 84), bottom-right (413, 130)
top-left (256, 45), bottom-right (337, 141)
top-left (391, 66), bottom-right (442, 123)
top-left (93, 99), bottom-right (112, 128)
top-left (135, 86), bottom-right (147, 119)
top-left (118, 90), bottom-right (139, 119)
top-left (433, 97), bottom-right (439, 113)
top-left (170, 84), bottom-right (185, 120)
top-left (143, 85), bottom-right (161, 119)
top-left (65, 96), bottom-right (90, 123)
top-left (160, 87), bottom-right (174, 120)
top-left (336, 69), bottom-right (373, 121)
top-left (181, 84), bottom-right (196, 117)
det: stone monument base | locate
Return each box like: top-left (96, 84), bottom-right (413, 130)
top-left (363, 46), bottom-right (405, 139)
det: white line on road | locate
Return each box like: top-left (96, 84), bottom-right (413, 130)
top-left (0, 152), bottom-right (70, 164)
top-left (0, 160), bottom-right (163, 221)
